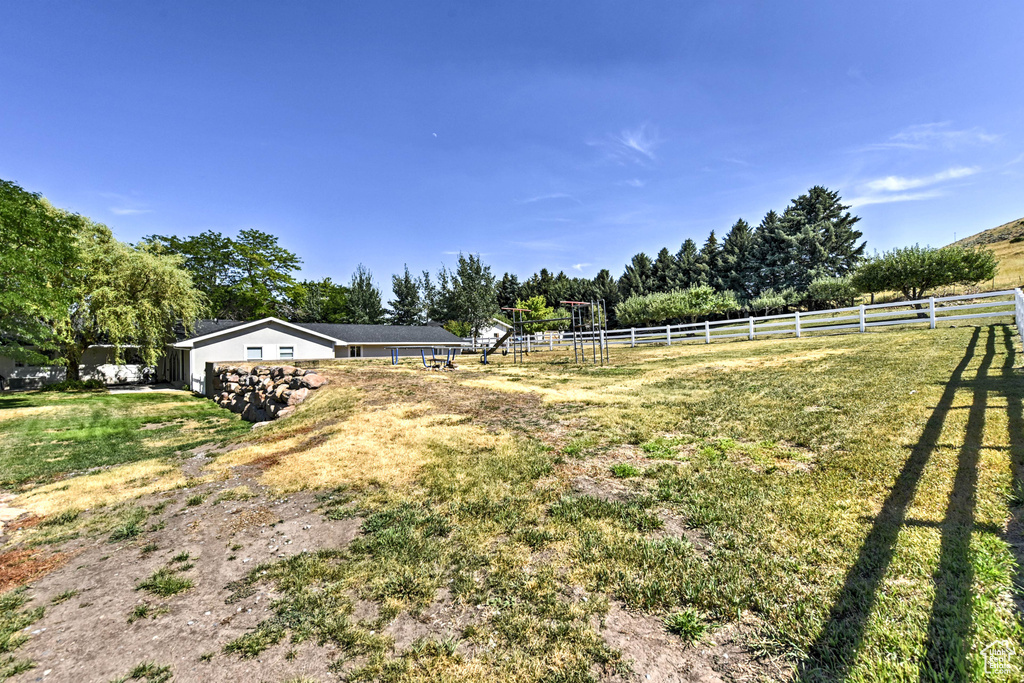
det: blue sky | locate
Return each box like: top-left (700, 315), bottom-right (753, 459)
top-left (2, 2), bottom-right (1022, 294)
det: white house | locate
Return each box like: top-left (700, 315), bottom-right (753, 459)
top-left (161, 318), bottom-right (465, 393)
top-left (472, 318), bottom-right (513, 348)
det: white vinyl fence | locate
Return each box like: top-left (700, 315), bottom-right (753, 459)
top-left (464, 289), bottom-right (1024, 353)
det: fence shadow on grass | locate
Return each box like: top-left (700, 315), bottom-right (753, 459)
top-left (797, 325), bottom-right (1024, 680)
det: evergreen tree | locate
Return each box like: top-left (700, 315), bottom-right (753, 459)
top-left (520, 268), bottom-right (557, 308)
top-left (652, 247), bottom-right (677, 293)
top-left (720, 219), bottom-right (756, 299)
top-left (592, 269), bottom-right (620, 326)
top-left (781, 186), bottom-right (865, 289)
top-left (348, 264), bottom-right (386, 324)
top-left (751, 210), bottom-right (791, 294)
top-left (618, 253), bottom-right (655, 298)
top-left (388, 265), bottom-right (423, 325)
top-left (674, 238), bottom-right (704, 289)
top-left (699, 231), bottom-right (724, 291)
top-left (496, 272), bottom-right (521, 309)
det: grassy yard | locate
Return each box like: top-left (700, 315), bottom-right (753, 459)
top-left (2, 325), bottom-right (1022, 681)
top-left (204, 325), bottom-right (1024, 681)
top-left (0, 390), bottom-right (249, 490)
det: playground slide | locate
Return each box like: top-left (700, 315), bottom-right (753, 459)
top-left (481, 329), bottom-right (513, 363)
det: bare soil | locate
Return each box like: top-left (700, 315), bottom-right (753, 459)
top-left (596, 604), bottom-right (791, 682)
top-left (7, 461), bottom-right (361, 683)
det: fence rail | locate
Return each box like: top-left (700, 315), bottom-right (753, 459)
top-left (462, 289), bottom-right (1024, 353)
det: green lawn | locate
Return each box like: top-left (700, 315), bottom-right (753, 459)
top-left (214, 324), bottom-right (1024, 681)
top-left (0, 390), bottom-right (248, 490)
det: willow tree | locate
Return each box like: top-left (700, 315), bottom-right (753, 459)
top-left (60, 222), bottom-right (206, 379)
top-left (0, 180), bottom-right (84, 364)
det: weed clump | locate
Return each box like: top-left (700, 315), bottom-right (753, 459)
top-left (136, 568), bottom-right (193, 597)
top-left (109, 506), bottom-right (149, 542)
top-left (664, 608), bottom-right (707, 643)
top-left (609, 464), bottom-right (641, 478)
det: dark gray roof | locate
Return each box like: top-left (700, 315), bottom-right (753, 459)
top-left (295, 323), bottom-right (463, 345)
top-left (177, 319), bottom-right (462, 345)
top-left (174, 319), bottom-right (247, 342)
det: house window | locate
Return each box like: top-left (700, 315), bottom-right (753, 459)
top-left (348, 346), bottom-right (362, 358)
top-left (14, 361), bottom-right (25, 368)
top-left (246, 346), bottom-right (263, 361)
top-left (279, 346), bottom-right (294, 360)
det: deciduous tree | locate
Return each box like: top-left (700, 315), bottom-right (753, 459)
top-left (0, 180), bottom-right (83, 364)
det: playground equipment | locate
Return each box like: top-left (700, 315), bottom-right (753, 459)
top-left (481, 300), bottom-right (610, 365)
top-left (389, 347), bottom-right (460, 371)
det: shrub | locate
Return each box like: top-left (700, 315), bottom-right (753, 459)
top-left (806, 276), bottom-right (858, 309)
top-left (615, 286), bottom-right (740, 327)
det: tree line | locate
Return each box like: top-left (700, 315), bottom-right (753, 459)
top-left (1, 176), bottom-right (1000, 377)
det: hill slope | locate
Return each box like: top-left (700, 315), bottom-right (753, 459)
top-left (951, 216), bottom-right (1024, 290)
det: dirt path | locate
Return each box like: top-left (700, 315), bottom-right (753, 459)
top-left (8, 459), bottom-right (361, 683)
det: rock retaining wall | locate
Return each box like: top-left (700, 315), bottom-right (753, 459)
top-left (211, 364), bottom-right (328, 423)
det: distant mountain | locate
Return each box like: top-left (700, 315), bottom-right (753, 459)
top-left (950, 216), bottom-right (1024, 247)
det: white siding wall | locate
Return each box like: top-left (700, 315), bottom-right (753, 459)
top-left (186, 321), bottom-right (337, 393)
top-left (0, 356), bottom-right (66, 389)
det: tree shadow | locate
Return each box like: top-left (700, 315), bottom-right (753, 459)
top-left (797, 325), bottom-right (1022, 680)
top-left (999, 327), bottom-right (1024, 621)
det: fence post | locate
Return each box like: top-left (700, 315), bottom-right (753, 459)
top-left (630, 328), bottom-right (636, 348)
top-left (666, 325), bottom-right (672, 345)
top-left (549, 334), bottom-right (553, 351)
top-left (859, 304), bottom-right (866, 333)
top-left (928, 297), bottom-right (936, 329)
top-left (527, 336), bottom-right (532, 353)
top-left (704, 320), bottom-right (710, 344)
top-left (794, 311), bottom-right (801, 338)
top-left (748, 316), bottom-right (754, 340)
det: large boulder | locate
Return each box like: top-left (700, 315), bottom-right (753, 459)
top-left (287, 387), bottom-right (309, 405)
top-left (300, 373), bottom-right (327, 389)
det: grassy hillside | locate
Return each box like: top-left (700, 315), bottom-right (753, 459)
top-left (951, 216), bottom-right (1024, 290)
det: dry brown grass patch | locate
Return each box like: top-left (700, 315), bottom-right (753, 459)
top-left (213, 401), bottom-right (501, 492)
top-left (0, 548), bottom-right (68, 592)
top-left (15, 459), bottom-right (187, 516)
top-left (0, 405), bottom-right (57, 422)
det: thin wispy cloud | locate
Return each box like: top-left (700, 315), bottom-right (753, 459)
top-left (100, 191), bottom-right (152, 216)
top-left (846, 190), bottom-right (942, 208)
top-left (864, 122), bottom-right (1000, 151)
top-left (590, 123), bottom-right (661, 164)
top-left (519, 192), bottom-right (582, 205)
top-left (622, 179), bottom-right (646, 188)
top-left (572, 263), bottom-right (591, 271)
top-left (863, 166), bottom-right (979, 192)
top-left (509, 239), bottom-right (569, 252)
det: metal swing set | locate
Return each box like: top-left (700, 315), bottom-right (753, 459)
top-left (481, 300), bottom-right (610, 365)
